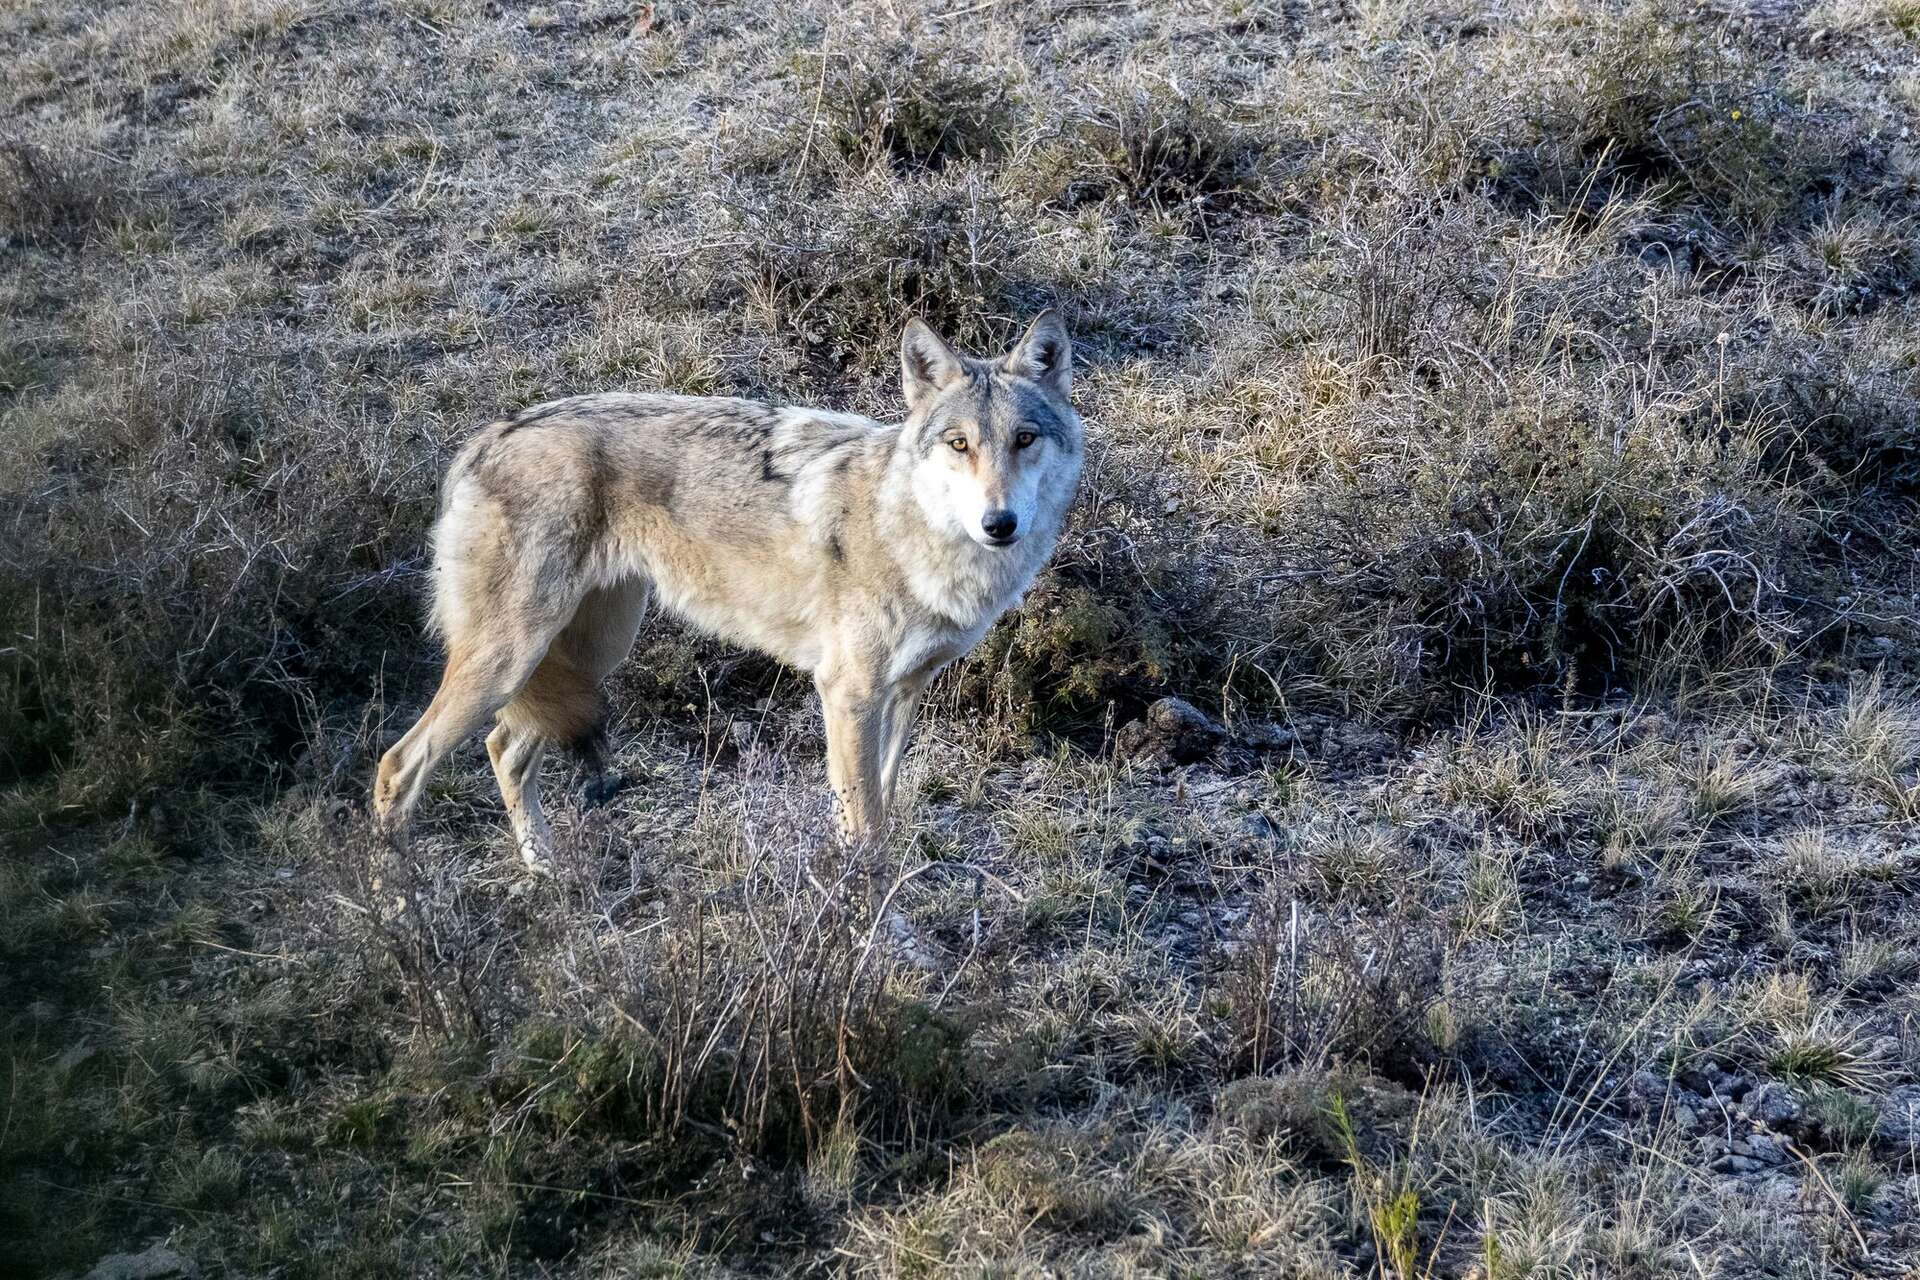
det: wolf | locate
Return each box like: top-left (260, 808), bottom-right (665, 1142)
top-left (372, 312), bottom-right (1083, 868)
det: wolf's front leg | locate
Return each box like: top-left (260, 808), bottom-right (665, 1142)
top-left (819, 670), bottom-right (940, 970)
top-left (818, 673), bottom-right (887, 844)
top-left (878, 674), bottom-right (934, 810)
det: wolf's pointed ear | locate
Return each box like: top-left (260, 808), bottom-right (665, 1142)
top-left (1005, 310), bottom-right (1072, 398)
top-left (901, 318), bottom-right (966, 412)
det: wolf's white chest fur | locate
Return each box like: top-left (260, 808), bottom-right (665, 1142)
top-left (887, 531), bottom-right (1053, 683)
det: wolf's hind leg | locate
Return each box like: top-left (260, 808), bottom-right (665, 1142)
top-left (493, 653), bottom-right (599, 867)
top-left (486, 721), bottom-right (552, 869)
top-left (373, 636), bottom-right (555, 841)
top-left (550, 578), bottom-right (650, 806)
top-left (491, 578), bottom-right (651, 857)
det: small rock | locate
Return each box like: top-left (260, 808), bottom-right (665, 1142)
top-left (1240, 723), bottom-right (1299, 750)
top-left (83, 1244), bottom-right (200, 1280)
top-left (1625, 1070), bottom-right (1672, 1112)
top-left (1742, 1082), bottom-right (1803, 1130)
top-left (1242, 811), bottom-right (1285, 844)
top-left (1684, 1062), bottom-right (1748, 1100)
top-left (1149, 696), bottom-right (1226, 741)
top-left (1877, 1085), bottom-right (1920, 1147)
top-left (1114, 718), bottom-right (1160, 763)
top-left (1117, 696), bottom-right (1228, 765)
top-left (1710, 1153), bottom-right (1762, 1175)
top-left (1624, 1069), bottom-right (1709, 1132)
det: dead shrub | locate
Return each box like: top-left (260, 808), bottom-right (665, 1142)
top-left (325, 819), bottom-right (502, 1043)
top-left (0, 340), bottom-right (436, 806)
top-left (1225, 890), bottom-right (1443, 1077)
top-left (1070, 83), bottom-right (1260, 213)
top-left (714, 171), bottom-right (1032, 381)
top-left (962, 575), bottom-right (1178, 735)
top-left (0, 141), bottom-right (129, 246)
top-left (313, 761), bottom-right (969, 1179)
top-left (615, 882), bottom-right (956, 1153)
top-left (1712, 308), bottom-right (1920, 488)
top-left (1532, 5), bottom-right (1852, 229)
top-left (1248, 378), bottom-right (1811, 710)
top-left (1329, 193), bottom-right (1483, 364)
top-left (816, 39), bottom-right (1012, 172)
top-left (531, 764), bottom-right (966, 1157)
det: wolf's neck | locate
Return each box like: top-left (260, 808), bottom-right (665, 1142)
top-left (873, 461), bottom-right (1050, 633)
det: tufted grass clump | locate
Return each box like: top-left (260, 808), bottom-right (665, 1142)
top-left (817, 38), bottom-right (1014, 173)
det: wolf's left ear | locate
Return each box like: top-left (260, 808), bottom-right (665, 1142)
top-left (1005, 310), bottom-right (1072, 398)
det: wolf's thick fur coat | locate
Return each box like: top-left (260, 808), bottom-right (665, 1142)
top-left (373, 314), bottom-right (1083, 865)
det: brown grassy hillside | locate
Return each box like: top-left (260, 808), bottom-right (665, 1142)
top-left (2, 0), bottom-right (1918, 1275)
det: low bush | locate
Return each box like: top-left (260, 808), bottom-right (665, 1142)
top-left (1068, 82), bottom-right (1263, 213)
top-left (0, 140), bottom-right (131, 247)
top-left (701, 169), bottom-right (1038, 385)
top-left (816, 37), bottom-right (1013, 173)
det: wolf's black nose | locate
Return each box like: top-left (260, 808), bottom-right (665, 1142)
top-left (982, 510), bottom-right (1018, 541)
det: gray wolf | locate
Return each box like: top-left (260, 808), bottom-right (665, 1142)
top-left (373, 312), bottom-right (1083, 868)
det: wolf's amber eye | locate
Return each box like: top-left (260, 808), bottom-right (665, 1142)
top-left (1015, 431), bottom-right (1037, 449)
top-left (947, 438), bottom-right (968, 453)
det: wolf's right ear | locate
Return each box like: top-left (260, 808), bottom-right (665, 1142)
top-left (901, 318), bottom-right (966, 412)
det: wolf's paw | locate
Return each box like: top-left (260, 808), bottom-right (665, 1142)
top-left (516, 840), bottom-right (557, 879)
top-left (580, 771), bottom-right (627, 809)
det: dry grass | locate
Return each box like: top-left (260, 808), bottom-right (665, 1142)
top-left (4, 0), bottom-right (1920, 1274)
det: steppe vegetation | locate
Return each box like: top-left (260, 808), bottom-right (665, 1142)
top-left (3, 0), bottom-right (1918, 1275)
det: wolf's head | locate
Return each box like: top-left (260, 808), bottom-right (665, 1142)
top-left (898, 311), bottom-right (1083, 550)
